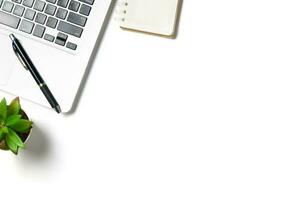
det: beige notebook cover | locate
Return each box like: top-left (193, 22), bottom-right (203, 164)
top-left (119, 0), bottom-right (180, 37)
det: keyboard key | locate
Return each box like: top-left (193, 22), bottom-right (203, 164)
top-left (78, 0), bottom-right (93, 5)
top-left (44, 4), bottom-right (56, 15)
top-left (66, 42), bottom-right (77, 50)
top-left (46, 0), bottom-right (56, 3)
top-left (19, 19), bottom-right (34, 33)
top-left (67, 12), bottom-right (86, 27)
top-left (44, 33), bottom-right (54, 42)
top-left (13, 5), bottom-right (25, 16)
top-left (79, 4), bottom-right (90, 16)
top-left (55, 38), bottom-right (65, 46)
top-left (33, 0), bottom-right (45, 11)
top-left (22, 0), bottom-right (34, 7)
top-left (57, 32), bottom-right (67, 40)
top-left (56, 7), bottom-right (67, 19)
top-left (33, 24), bottom-right (45, 37)
top-left (24, 9), bottom-right (36, 20)
top-left (68, 0), bottom-right (79, 12)
top-left (12, 0), bottom-right (22, 4)
top-left (46, 16), bottom-right (57, 28)
top-left (57, 0), bottom-right (68, 8)
top-left (3, 1), bottom-right (14, 12)
top-left (55, 32), bottom-right (67, 46)
top-left (35, 12), bottom-right (46, 24)
top-left (0, 11), bottom-right (20, 28)
top-left (57, 21), bottom-right (82, 37)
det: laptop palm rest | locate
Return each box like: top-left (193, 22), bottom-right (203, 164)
top-left (0, 33), bottom-right (16, 86)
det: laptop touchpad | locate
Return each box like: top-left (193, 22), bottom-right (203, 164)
top-left (0, 33), bottom-right (16, 85)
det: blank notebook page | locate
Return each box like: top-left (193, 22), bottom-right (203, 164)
top-left (119, 0), bottom-right (180, 36)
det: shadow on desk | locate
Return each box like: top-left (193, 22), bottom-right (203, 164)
top-left (16, 125), bottom-right (56, 174)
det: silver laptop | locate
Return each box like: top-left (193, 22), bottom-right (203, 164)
top-left (0, 0), bottom-right (112, 112)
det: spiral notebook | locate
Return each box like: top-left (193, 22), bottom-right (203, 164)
top-left (118, 0), bottom-right (180, 37)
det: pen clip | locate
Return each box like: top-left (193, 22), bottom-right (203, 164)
top-left (13, 46), bottom-right (28, 70)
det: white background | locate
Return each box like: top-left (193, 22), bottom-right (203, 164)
top-left (1, 0), bottom-right (300, 199)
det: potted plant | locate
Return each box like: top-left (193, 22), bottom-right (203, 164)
top-left (0, 97), bottom-right (32, 155)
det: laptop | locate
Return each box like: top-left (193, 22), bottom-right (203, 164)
top-left (0, 0), bottom-right (113, 112)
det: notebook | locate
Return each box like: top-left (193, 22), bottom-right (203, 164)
top-left (118, 0), bottom-right (180, 37)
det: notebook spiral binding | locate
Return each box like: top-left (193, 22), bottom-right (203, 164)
top-left (114, 0), bottom-right (129, 22)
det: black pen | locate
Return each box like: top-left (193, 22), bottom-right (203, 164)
top-left (9, 34), bottom-right (61, 113)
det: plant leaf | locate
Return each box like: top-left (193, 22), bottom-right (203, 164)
top-left (9, 119), bottom-right (32, 133)
top-left (5, 134), bottom-right (18, 154)
top-left (0, 129), bottom-right (4, 141)
top-left (8, 97), bottom-right (21, 116)
top-left (6, 115), bottom-right (21, 126)
top-left (0, 126), bottom-right (9, 141)
top-left (0, 98), bottom-right (7, 120)
top-left (8, 128), bottom-right (25, 148)
top-left (1, 126), bottom-right (9, 134)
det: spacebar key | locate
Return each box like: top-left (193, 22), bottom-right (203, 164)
top-left (57, 21), bottom-right (83, 38)
top-left (0, 11), bottom-right (20, 29)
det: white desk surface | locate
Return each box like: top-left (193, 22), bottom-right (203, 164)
top-left (1, 1), bottom-right (300, 199)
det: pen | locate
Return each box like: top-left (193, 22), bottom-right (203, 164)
top-left (9, 34), bottom-right (61, 113)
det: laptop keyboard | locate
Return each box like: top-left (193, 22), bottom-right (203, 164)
top-left (0, 0), bottom-right (93, 50)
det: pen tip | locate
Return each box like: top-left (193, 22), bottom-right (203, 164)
top-left (54, 105), bottom-right (62, 114)
top-left (9, 34), bottom-right (15, 41)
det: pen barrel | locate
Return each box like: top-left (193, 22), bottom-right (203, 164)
top-left (40, 84), bottom-right (59, 110)
top-left (11, 34), bottom-right (61, 113)
top-left (12, 40), bottom-right (44, 84)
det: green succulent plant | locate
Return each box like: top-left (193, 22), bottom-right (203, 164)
top-left (0, 98), bottom-right (32, 154)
